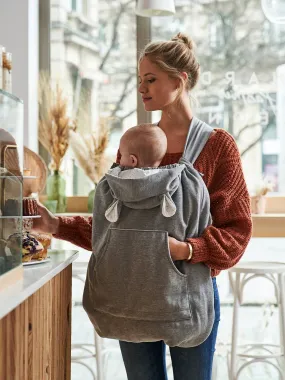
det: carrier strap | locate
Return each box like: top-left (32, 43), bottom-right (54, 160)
top-left (182, 117), bottom-right (213, 165)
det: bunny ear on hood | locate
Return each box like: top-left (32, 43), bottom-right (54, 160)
top-left (105, 192), bottom-right (177, 222)
top-left (161, 193), bottom-right (177, 218)
top-left (105, 199), bottom-right (123, 222)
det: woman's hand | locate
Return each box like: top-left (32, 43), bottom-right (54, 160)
top-left (32, 202), bottom-right (60, 235)
top-left (168, 236), bottom-right (189, 261)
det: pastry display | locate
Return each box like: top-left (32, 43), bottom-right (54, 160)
top-left (23, 197), bottom-right (38, 216)
top-left (6, 232), bottom-right (44, 262)
top-left (2, 198), bottom-right (21, 216)
top-left (31, 233), bottom-right (51, 260)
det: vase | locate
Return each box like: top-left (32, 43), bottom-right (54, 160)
top-left (46, 170), bottom-right (67, 213)
top-left (87, 183), bottom-right (97, 213)
top-left (251, 195), bottom-right (267, 214)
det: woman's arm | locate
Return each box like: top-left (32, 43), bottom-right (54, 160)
top-left (33, 203), bottom-right (93, 251)
top-left (53, 216), bottom-right (93, 251)
top-left (168, 130), bottom-right (252, 271)
top-left (187, 130), bottom-right (252, 270)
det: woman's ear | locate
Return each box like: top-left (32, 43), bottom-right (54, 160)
top-left (180, 71), bottom-right (188, 82)
top-left (130, 154), bottom-right (138, 167)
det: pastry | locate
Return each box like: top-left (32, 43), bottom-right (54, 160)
top-left (2, 199), bottom-right (21, 216)
top-left (31, 233), bottom-right (51, 260)
top-left (6, 232), bottom-right (44, 262)
top-left (23, 168), bottom-right (31, 176)
top-left (23, 197), bottom-right (38, 216)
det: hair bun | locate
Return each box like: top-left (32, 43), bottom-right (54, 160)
top-left (171, 33), bottom-right (194, 50)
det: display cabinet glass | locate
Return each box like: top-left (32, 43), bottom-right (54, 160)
top-left (0, 89), bottom-right (23, 277)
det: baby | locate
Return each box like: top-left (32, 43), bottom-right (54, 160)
top-left (119, 123), bottom-right (167, 168)
top-left (116, 123), bottom-right (167, 178)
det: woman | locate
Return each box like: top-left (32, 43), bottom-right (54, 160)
top-left (34, 33), bottom-right (252, 380)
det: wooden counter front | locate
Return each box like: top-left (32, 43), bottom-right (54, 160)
top-left (0, 250), bottom-right (78, 380)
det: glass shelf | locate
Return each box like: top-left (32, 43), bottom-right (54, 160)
top-left (0, 215), bottom-right (41, 219)
top-left (0, 91), bottom-right (24, 276)
top-left (0, 89), bottom-right (23, 104)
top-left (0, 89), bottom-right (24, 172)
top-left (0, 176), bottom-right (36, 179)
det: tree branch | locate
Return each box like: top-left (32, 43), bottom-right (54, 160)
top-left (110, 74), bottom-right (136, 117)
top-left (234, 121), bottom-right (260, 141)
top-left (240, 123), bottom-right (271, 157)
top-left (120, 108), bottom-right (137, 121)
top-left (99, 0), bottom-right (134, 72)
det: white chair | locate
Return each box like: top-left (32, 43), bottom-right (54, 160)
top-left (71, 262), bottom-right (117, 380)
top-left (228, 261), bottom-right (285, 380)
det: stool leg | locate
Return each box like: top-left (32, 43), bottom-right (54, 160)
top-left (230, 272), bottom-right (241, 380)
top-left (278, 274), bottom-right (285, 380)
top-left (94, 331), bottom-right (104, 380)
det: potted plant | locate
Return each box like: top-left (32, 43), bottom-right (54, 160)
top-left (69, 119), bottom-right (110, 213)
top-left (38, 73), bottom-right (76, 213)
top-left (251, 177), bottom-right (274, 214)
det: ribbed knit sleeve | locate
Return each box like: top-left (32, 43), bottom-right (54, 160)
top-left (53, 216), bottom-right (93, 251)
top-left (188, 129), bottom-right (252, 276)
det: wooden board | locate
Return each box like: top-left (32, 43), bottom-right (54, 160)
top-left (23, 147), bottom-right (48, 197)
top-left (0, 265), bottom-right (72, 380)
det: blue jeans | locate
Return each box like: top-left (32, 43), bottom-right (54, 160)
top-left (119, 278), bottom-right (220, 380)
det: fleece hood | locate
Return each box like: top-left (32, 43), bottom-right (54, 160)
top-left (104, 164), bottom-right (185, 222)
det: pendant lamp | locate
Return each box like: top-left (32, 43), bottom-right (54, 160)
top-left (136, 0), bottom-right (176, 17)
top-left (261, 0), bottom-right (285, 24)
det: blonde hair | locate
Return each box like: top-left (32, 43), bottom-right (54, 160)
top-left (121, 124), bottom-right (167, 167)
top-left (139, 33), bottom-right (200, 100)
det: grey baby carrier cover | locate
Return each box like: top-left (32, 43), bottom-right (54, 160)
top-left (83, 117), bottom-right (215, 348)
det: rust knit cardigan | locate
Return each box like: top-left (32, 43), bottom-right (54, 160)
top-left (53, 129), bottom-right (252, 277)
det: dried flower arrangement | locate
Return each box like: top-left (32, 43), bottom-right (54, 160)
top-left (38, 72), bottom-right (77, 171)
top-left (69, 118), bottom-right (110, 185)
top-left (251, 177), bottom-right (274, 214)
top-left (254, 177), bottom-right (274, 197)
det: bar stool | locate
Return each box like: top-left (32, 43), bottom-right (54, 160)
top-left (228, 261), bottom-right (285, 380)
top-left (71, 262), bottom-right (118, 380)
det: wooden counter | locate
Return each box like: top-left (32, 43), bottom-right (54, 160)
top-left (0, 250), bottom-right (78, 380)
top-left (252, 214), bottom-right (285, 237)
top-left (55, 212), bottom-right (285, 238)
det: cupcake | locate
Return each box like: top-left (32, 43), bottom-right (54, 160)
top-left (23, 197), bottom-right (38, 216)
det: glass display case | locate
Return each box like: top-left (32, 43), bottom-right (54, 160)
top-left (0, 89), bottom-right (23, 276)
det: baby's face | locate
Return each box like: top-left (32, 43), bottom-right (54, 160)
top-left (119, 141), bottom-right (137, 167)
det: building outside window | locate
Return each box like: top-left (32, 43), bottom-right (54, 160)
top-left (49, 0), bottom-right (285, 195)
top-left (152, 0), bottom-right (285, 194)
top-left (50, 0), bottom-right (137, 196)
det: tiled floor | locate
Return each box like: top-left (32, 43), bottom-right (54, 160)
top-left (52, 238), bottom-right (285, 380)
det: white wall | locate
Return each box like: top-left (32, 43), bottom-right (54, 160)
top-left (0, 0), bottom-right (39, 152)
top-left (277, 64), bottom-right (285, 193)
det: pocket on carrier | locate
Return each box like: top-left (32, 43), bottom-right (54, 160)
top-left (94, 228), bottom-right (192, 322)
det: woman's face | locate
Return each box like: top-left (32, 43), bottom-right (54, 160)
top-left (138, 57), bottom-right (179, 112)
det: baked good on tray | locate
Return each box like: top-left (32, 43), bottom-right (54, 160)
top-left (23, 197), bottom-right (38, 216)
top-left (6, 232), bottom-right (44, 262)
top-left (2, 197), bottom-right (38, 217)
top-left (31, 233), bottom-right (51, 260)
top-left (2, 199), bottom-right (21, 216)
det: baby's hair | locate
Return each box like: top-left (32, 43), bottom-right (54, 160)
top-left (121, 124), bottom-right (167, 167)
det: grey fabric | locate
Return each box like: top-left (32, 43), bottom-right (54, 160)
top-left (83, 117), bottom-right (215, 347)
